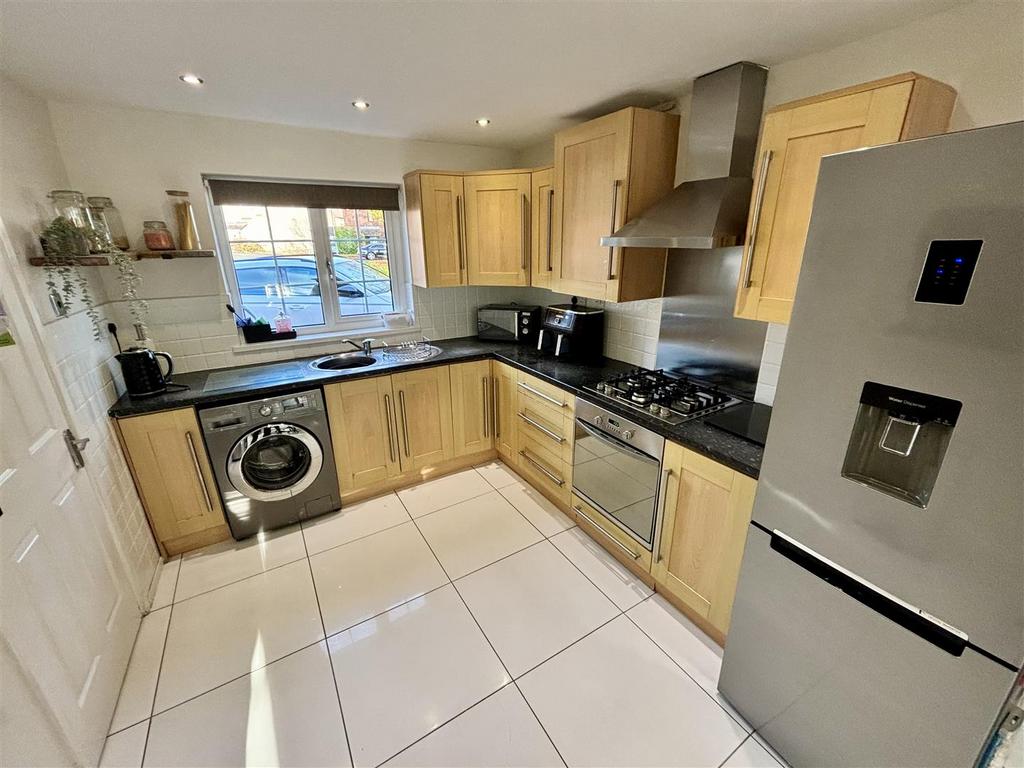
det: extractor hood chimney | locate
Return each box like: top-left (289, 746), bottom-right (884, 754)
top-left (601, 62), bottom-right (767, 249)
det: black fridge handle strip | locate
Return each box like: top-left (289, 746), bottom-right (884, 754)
top-left (768, 530), bottom-right (969, 658)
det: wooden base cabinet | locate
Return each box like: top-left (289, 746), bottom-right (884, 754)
top-left (493, 362), bottom-right (516, 462)
top-left (653, 442), bottom-right (758, 643)
top-left (735, 73), bottom-right (956, 324)
top-left (552, 107), bottom-right (679, 302)
top-left (451, 360), bottom-right (495, 456)
top-left (116, 408), bottom-right (229, 557)
top-left (326, 367), bottom-right (454, 495)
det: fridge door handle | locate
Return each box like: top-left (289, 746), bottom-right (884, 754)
top-left (768, 529), bottom-right (969, 657)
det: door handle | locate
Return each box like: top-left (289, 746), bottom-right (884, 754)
top-left (546, 189), bottom-right (554, 272)
top-left (492, 376), bottom-right (499, 438)
top-left (398, 390), bottom-right (411, 458)
top-left (607, 179), bottom-right (621, 280)
top-left (519, 449), bottom-right (565, 486)
top-left (517, 380), bottom-right (566, 408)
top-left (482, 376), bottom-right (490, 438)
top-left (521, 193), bottom-right (529, 273)
top-left (455, 194), bottom-right (466, 275)
top-left (517, 411), bottom-right (565, 443)
top-left (742, 149), bottom-right (773, 288)
top-left (573, 504), bottom-right (641, 560)
top-left (63, 428), bottom-right (89, 470)
top-left (185, 431), bottom-right (213, 513)
top-left (384, 393), bottom-right (397, 462)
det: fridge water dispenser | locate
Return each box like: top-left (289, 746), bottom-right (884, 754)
top-left (841, 382), bottom-right (961, 508)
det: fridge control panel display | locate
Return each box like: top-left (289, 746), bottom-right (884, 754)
top-left (914, 239), bottom-right (982, 305)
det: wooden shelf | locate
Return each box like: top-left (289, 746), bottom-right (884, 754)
top-left (29, 255), bottom-right (111, 266)
top-left (134, 249), bottom-right (215, 260)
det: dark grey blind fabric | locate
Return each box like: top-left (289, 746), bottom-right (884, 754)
top-left (207, 179), bottom-right (400, 210)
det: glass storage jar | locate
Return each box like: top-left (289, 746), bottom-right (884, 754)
top-left (48, 190), bottom-right (111, 253)
top-left (143, 220), bottom-right (175, 251)
top-left (166, 190), bottom-right (200, 250)
top-left (87, 196), bottom-right (130, 250)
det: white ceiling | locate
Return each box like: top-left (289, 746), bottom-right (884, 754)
top-left (0, 1), bottom-right (961, 149)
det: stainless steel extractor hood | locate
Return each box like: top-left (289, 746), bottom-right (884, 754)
top-left (602, 61), bottom-right (767, 249)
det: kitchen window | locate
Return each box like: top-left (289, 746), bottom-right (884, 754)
top-left (207, 177), bottom-right (407, 336)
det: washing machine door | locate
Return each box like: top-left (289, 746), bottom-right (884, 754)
top-left (226, 423), bottom-right (324, 502)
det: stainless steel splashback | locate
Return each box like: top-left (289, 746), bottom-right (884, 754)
top-left (656, 246), bottom-right (767, 398)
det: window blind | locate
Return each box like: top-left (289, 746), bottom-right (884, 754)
top-left (207, 178), bottom-right (400, 211)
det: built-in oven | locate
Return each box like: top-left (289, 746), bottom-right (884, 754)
top-left (572, 398), bottom-right (666, 551)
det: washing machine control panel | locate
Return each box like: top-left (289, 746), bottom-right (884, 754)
top-left (247, 393), bottom-right (315, 421)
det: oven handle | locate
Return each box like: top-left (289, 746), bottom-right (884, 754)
top-left (575, 419), bottom-right (660, 464)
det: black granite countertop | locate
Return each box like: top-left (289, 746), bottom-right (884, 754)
top-left (108, 336), bottom-right (766, 478)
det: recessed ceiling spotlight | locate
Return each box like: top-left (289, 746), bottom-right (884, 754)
top-left (352, 100), bottom-right (370, 111)
top-left (476, 117), bottom-right (491, 127)
top-left (178, 73), bottom-right (204, 86)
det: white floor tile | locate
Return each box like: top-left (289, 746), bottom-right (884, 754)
top-left (150, 557), bottom-right (180, 610)
top-left (109, 607), bottom-right (171, 733)
top-left (384, 684), bottom-right (561, 768)
top-left (329, 585), bottom-right (510, 768)
top-left (310, 522), bottom-right (448, 635)
top-left (474, 460), bottom-right (520, 490)
top-left (498, 482), bottom-right (574, 537)
top-left (154, 560), bottom-right (323, 712)
top-left (99, 721), bottom-right (148, 768)
top-left (518, 616), bottom-right (747, 767)
top-left (456, 542), bottom-right (618, 677)
top-left (550, 527), bottom-right (653, 611)
top-left (416, 491), bottom-right (543, 579)
top-left (626, 594), bottom-right (750, 730)
top-left (174, 525), bottom-right (306, 602)
top-left (723, 735), bottom-right (783, 768)
top-left (303, 493), bottom-right (410, 555)
top-left (397, 469), bottom-right (493, 518)
top-left (752, 733), bottom-right (789, 767)
top-left (145, 643), bottom-right (350, 768)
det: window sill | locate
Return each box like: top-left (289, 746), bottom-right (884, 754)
top-left (231, 324), bottom-right (422, 354)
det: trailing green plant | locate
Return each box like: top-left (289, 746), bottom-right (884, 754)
top-left (40, 216), bottom-right (102, 340)
top-left (109, 249), bottom-right (149, 338)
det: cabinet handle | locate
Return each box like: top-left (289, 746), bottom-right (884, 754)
top-left (517, 380), bottom-right (566, 408)
top-left (742, 149), bottom-right (773, 288)
top-left (482, 376), bottom-right (490, 438)
top-left (384, 393), bottom-right (397, 463)
top-left (653, 467), bottom-right (672, 564)
top-left (519, 449), bottom-right (565, 486)
top-left (185, 431), bottom-right (213, 513)
top-left (517, 411), bottom-right (565, 443)
top-left (456, 194), bottom-right (466, 275)
top-left (573, 505), bottom-right (641, 560)
top-left (546, 189), bottom-right (554, 272)
top-left (398, 390), bottom-right (410, 458)
top-left (492, 376), bottom-right (499, 438)
top-left (607, 179), bottom-right (621, 280)
top-left (521, 193), bottom-right (529, 273)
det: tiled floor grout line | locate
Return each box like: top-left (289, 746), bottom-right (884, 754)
top-left (622, 608), bottom-right (753, 734)
top-left (137, 554), bottom-right (182, 767)
top-left (717, 732), bottom-right (754, 768)
top-left (300, 527), bottom-right (356, 767)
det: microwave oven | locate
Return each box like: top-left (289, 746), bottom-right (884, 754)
top-left (476, 304), bottom-right (540, 343)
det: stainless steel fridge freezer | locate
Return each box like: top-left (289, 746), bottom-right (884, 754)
top-left (718, 122), bottom-right (1024, 767)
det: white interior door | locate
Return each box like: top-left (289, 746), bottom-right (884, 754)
top-left (0, 228), bottom-right (139, 766)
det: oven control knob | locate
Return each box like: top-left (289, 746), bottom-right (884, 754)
top-left (592, 416), bottom-right (603, 427)
top-left (621, 430), bottom-right (634, 440)
top-left (258, 404), bottom-right (273, 417)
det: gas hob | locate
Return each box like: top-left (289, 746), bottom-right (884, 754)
top-left (585, 368), bottom-right (740, 425)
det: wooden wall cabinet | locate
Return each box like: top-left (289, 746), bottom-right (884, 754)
top-left (116, 407), bottom-right (229, 557)
top-left (464, 173), bottom-right (531, 286)
top-left (653, 441), bottom-right (757, 643)
top-left (405, 172), bottom-right (465, 287)
top-left (735, 73), bottom-right (956, 324)
top-left (551, 107), bottom-right (679, 302)
top-left (326, 366), bottom-right (454, 494)
top-left (530, 167), bottom-right (555, 289)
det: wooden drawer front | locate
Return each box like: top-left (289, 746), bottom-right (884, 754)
top-left (571, 493), bottom-right (652, 572)
top-left (516, 371), bottom-right (574, 415)
top-left (517, 444), bottom-right (570, 506)
top-left (516, 405), bottom-right (572, 463)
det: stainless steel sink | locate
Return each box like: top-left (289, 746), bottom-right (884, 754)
top-left (309, 352), bottom-right (377, 370)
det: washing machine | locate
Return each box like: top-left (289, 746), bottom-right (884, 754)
top-left (199, 388), bottom-right (340, 539)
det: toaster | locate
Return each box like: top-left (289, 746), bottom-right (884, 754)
top-left (476, 304), bottom-right (540, 344)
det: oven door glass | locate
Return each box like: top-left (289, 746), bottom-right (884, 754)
top-left (572, 419), bottom-right (661, 548)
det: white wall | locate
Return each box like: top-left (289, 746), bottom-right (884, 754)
top-left (0, 74), bottom-right (159, 602)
